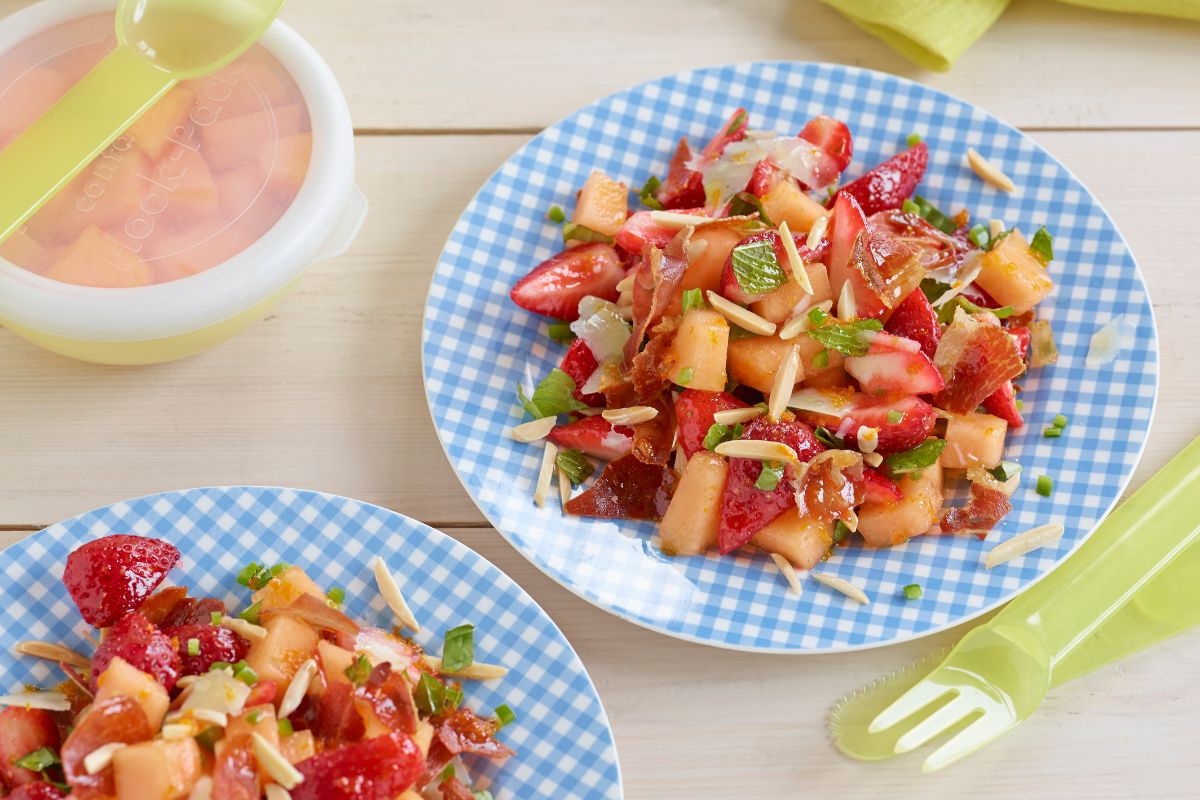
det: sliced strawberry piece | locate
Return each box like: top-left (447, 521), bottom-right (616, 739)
top-left (90, 611), bottom-right (181, 691)
top-left (719, 229), bottom-right (825, 305)
top-left (167, 623), bottom-right (250, 676)
top-left (840, 394), bottom-right (938, 454)
top-left (8, 783), bottom-right (65, 800)
top-left (509, 242), bottom-right (624, 321)
top-left (825, 191), bottom-right (877, 314)
top-left (292, 732), bottom-right (424, 800)
top-left (62, 696), bottom-right (152, 799)
top-left (675, 390), bottom-right (749, 457)
top-left (701, 108), bottom-right (749, 160)
top-left (859, 467), bottom-right (902, 504)
top-left (934, 314), bottom-right (1026, 414)
top-left (0, 708), bottom-right (61, 788)
top-left (547, 416), bottom-right (633, 461)
top-left (717, 418), bottom-right (825, 553)
top-left (63, 534), bottom-right (180, 628)
top-left (564, 455), bottom-right (677, 519)
top-left (158, 596), bottom-right (225, 629)
top-left (558, 338), bottom-right (605, 406)
top-left (244, 679), bottom-right (279, 708)
top-left (615, 209), bottom-right (703, 253)
top-left (1007, 325), bottom-right (1031, 360)
top-left (982, 380), bottom-right (1024, 428)
top-left (834, 142), bottom-right (928, 216)
top-left (745, 158), bottom-right (786, 198)
top-left (799, 115), bottom-right (853, 172)
top-left (656, 137), bottom-right (706, 209)
top-left (845, 332), bottom-right (945, 396)
top-left (884, 286), bottom-right (941, 358)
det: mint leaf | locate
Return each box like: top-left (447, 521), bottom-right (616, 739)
top-left (728, 191), bottom-right (774, 226)
top-left (986, 229), bottom-right (1013, 251)
top-left (885, 438), bottom-right (946, 476)
top-left (920, 278), bottom-right (952, 304)
top-left (754, 462), bottom-right (785, 491)
top-left (910, 195), bottom-right (957, 235)
top-left (518, 368), bottom-right (588, 418)
top-left (702, 422), bottom-right (743, 451)
top-left (730, 240), bottom-right (786, 295)
top-left (814, 427), bottom-right (844, 449)
top-left (556, 449), bottom-right (593, 484)
top-left (936, 297), bottom-right (1014, 325)
top-left (561, 222), bottom-right (614, 245)
top-left (15, 747), bottom-right (59, 772)
top-left (804, 318), bottom-right (884, 357)
top-left (681, 288), bottom-right (705, 314)
top-left (1029, 226), bottom-right (1054, 264)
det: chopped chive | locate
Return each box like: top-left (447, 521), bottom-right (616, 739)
top-left (326, 586), bottom-right (346, 606)
top-left (415, 672), bottom-right (446, 715)
top-left (968, 223), bottom-right (989, 249)
top-left (194, 727), bottom-right (224, 751)
top-left (902, 583), bottom-right (923, 600)
top-left (886, 409), bottom-right (904, 424)
top-left (1015, 398), bottom-right (1025, 411)
top-left (638, 176), bottom-right (664, 210)
top-left (438, 764), bottom-right (456, 783)
top-left (546, 322), bottom-right (576, 344)
top-left (901, 198), bottom-right (921, 215)
top-left (990, 460), bottom-right (1022, 482)
top-left (187, 638), bottom-right (200, 657)
top-left (268, 563), bottom-right (288, 578)
top-left (1036, 475), bottom-right (1054, 497)
top-left (833, 520), bottom-right (850, 544)
top-left (247, 710), bottom-right (263, 725)
top-left (702, 422), bottom-right (743, 451)
top-left (906, 132), bottom-right (922, 147)
top-left (14, 747), bottom-right (59, 772)
top-left (474, 791), bottom-right (495, 800)
top-left (233, 664), bottom-right (258, 687)
top-left (754, 462), bottom-right (785, 491)
top-left (210, 611), bottom-right (223, 626)
top-left (494, 703), bottom-right (517, 728)
top-left (547, 204), bottom-right (566, 224)
top-left (277, 718), bottom-right (294, 737)
top-left (812, 348), bottom-right (830, 369)
top-left (237, 601), bottom-right (262, 625)
top-left (1053, 414), bottom-right (1068, 428)
top-left (209, 661), bottom-right (231, 672)
top-left (235, 562), bottom-right (261, 588)
top-left (442, 624), bottom-right (475, 674)
top-left (1043, 426), bottom-right (1063, 438)
top-left (675, 366), bottom-right (695, 386)
top-left (344, 654), bottom-right (372, 686)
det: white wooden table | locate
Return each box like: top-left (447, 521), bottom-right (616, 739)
top-left (2, 1), bottom-right (1198, 796)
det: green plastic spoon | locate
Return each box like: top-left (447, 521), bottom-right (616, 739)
top-left (0, 0), bottom-right (286, 246)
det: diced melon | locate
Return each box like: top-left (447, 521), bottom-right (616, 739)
top-left (669, 308), bottom-right (729, 391)
top-left (226, 704), bottom-right (278, 748)
top-left (262, 132), bottom-right (312, 194)
top-left (201, 105), bottom-right (305, 171)
top-left (659, 452), bottom-right (728, 555)
top-left (28, 146), bottom-right (150, 244)
top-left (94, 656), bottom-right (169, 730)
top-left (315, 639), bottom-right (355, 693)
top-left (252, 565), bottom-right (325, 611)
top-left (413, 719), bottom-right (435, 758)
top-left (0, 230), bottom-right (56, 274)
top-left (0, 68), bottom-right (72, 146)
top-left (127, 86), bottom-right (196, 159)
top-left (857, 463), bottom-right (943, 547)
top-left (727, 333), bottom-right (802, 394)
top-left (974, 229), bottom-right (1054, 314)
top-left (280, 729), bottom-right (315, 764)
top-left (681, 224), bottom-right (744, 295)
top-left (797, 333), bottom-right (848, 388)
top-left (160, 147), bottom-right (220, 221)
top-left (245, 614), bottom-right (320, 694)
top-left (941, 412), bottom-right (1007, 469)
top-left (112, 738), bottom-right (202, 800)
top-left (760, 180), bottom-right (827, 233)
top-left (751, 260), bottom-right (832, 323)
top-left (216, 165), bottom-right (267, 219)
top-left (750, 511), bottom-right (831, 569)
top-left (44, 226), bottom-right (153, 288)
top-left (573, 171), bottom-right (628, 237)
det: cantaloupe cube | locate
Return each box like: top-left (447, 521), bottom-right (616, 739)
top-left (315, 640), bottom-right (355, 693)
top-left (28, 146), bottom-right (150, 244)
top-left (202, 105), bottom-right (306, 171)
top-left (245, 614), bottom-right (319, 694)
top-left (127, 86), bottom-right (196, 159)
top-left (669, 308), bottom-right (729, 391)
top-left (94, 656), bottom-right (169, 730)
top-left (112, 738), bottom-right (202, 800)
top-left (252, 565), bottom-right (325, 611)
top-left (45, 226), bottom-right (153, 288)
top-left (573, 171), bottom-right (628, 237)
top-left (797, 333), bottom-right (848, 389)
top-left (216, 165), bottom-right (267, 219)
top-left (262, 132), bottom-right (312, 193)
top-left (974, 229), bottom-right (1054, 314)
top-left (0, 230), bottom-right (56, 274)
top-left (751, 260), bottom-right (832, 324)
top-left (727, 334), bottom-right (802, 394)
top-left (857, 463), bottom-right (943, 547)
top-left (226, 704), bottom-right (278, 748)
top-left (681, 224), bottom-right (744, 296)
top-left (280, 729), bottom-right (315, 764)
top-left (659, 452), bottom-right (728, 555)
top-left (155, 147), bottom-right (220, 222)
top-left (413, 719), bottom-right (435, 758)
top-left (761, 180), bottom-right (827, 233)
top-left (941, 412), bottom-right (1007, 469)
top-left (751, 511), bottom-right (831, 569)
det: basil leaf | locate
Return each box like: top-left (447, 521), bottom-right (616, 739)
top-left (441, 624), bottom-right (475, 673)
top-left (547, 322), bottom-right (576, 344)
top-left (833, 520), bottom-right (850, 543)
top-left (1029, 226), bottom-right (1054, 264)
top-left (990, 460), bottom-right (1022, 482)
top-left (728, 191), bottom-right (774, 226)
top-left (556, 449), bottom-right (593, 485)
top-left (754, 462), bottom-right (785, 491)
top-left (562, 222), bottom-right (614, 245)
top-left (804, 318), bottom-right (884, 357)
top-left (518, 368), bottom-right (588, 418)
top-left (986, 229), bottom-right (1013, 251)
top-left (639, 175), bottom-right (664, 210)
top-left (702, 422), bottom-right (743, 451)
top-left (415, 672), bottom-right (446, 715)
top-left (936, 297), bottom-right (1015, 325)
top-left (920, 278), bottom-right (952, 304)
top-left (15, 747), bottom-right (60, 772)
top-left (730, 240), bottom-right (786, 295)
top-left (681, 288), bottom-right (705, 313)
top-left (910, 195), bottom-right (958, 234)
top-left (885, 438), bottom-right (947, 476)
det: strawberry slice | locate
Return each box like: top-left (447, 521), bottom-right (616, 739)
top-left (509, 242), bottom-right (624, 321)
top-left (656, 137), bottom-right (706, 209)
top-left (717, 418), bottom-right (825, 554)
top-left (675, 389), bottom-right (749, 457)
top-left (840, 394), bottom-right (938, 454)
top-left (884, 287), bottom-right (941, 358)
top-left (719, 229), bottom-right (826, 305)
top-left (63, 534), bottom-right (180, 628)
top-left (90, 611), bottom-right (182, 691)
top-left (168, 623), bottom-right (250, 676)
top-left (701, 108), bottom-right (749, 160)
top-left (564, 455), bottom-right (677, 519)
top-left (292, 732), bottom-right (424, 800)
top-left (799, 115), bottom-right (853, 173)
top-left (835, 142), bottom-right (928, 216)
top-left (859, 467), bottom-right (902, 504)
top-left (745, 158), bottom-right (786, 198)
top-left (0, 708), bottom-right (61, 788)
top-left (982, 381), bottom-right (1023, 428)
top-left (547, 416), bottom-right (633, 461)
top-left (159, 596), bottom-right (225, 629)
top-left (244, 679), bottom-right (279, 708)
top-left (8, 783), bottom-right (65, 800)
top-left (615, 209), bottom-right (703, 254)
top-left (62, 696), bottom-right (152, 799)
top-left (845, 331), bottom-right (944, 396)
top-left (558, 338), bottom-right (605, 406)
top-left (1007, 324), bottom-right (1031, 360)
top-left (824, 191), bottom-right (882, 317)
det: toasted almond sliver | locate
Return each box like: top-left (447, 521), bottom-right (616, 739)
top-left (779, 299), bottom-right (833, 341)
top-left (863, 452), bottom-right (884, 468)
top-left (509, 416), bottom-right (557, 443)
top-left (857, 426), bottom-right (879, 454)
top-left (768, 345), bottom-right (802, 421)
top-left (557, 465), bottom-right (572, 506)
top-left (673, 445), bottom-right (687, 473)
top-left (179, 708), bottom-right (228, 727)
top-left (189, 776), bottom-right (214, 800)
top-left (770, 554), bottom-right (803, 596)
top-left (373, 556), bottom-right (421, 632)
top-left (649, 210), bottom-right (715, 228)
top-left (714, 439), bottom-right (799, 465)
top-left (988, 218), bottom-right (1005, 238)
top-left (602, 406), bottom-right (658, 425)
top-left (161, 723), bottom-right (194, 740)
top-left (251, 732), bottom-right (304, 789)
top-left (221, 616), bottom-right (267, 644)
top-left (984, 523), bottom-right (1065, 569)
top-left (777, 220), bottom-right (814, 295)
top-left (84, 742), bottom-right (126, 775)
top-left (533, 441), bottom-right (558, 508)
top-left (615, 274), bottom-right (636, 294)
top-left (706, 291), bottom-right (776, 336)
top-left (265, 786), bottom-right (292, 800)
top-left (836, 280), bottom-right (857, 321)
top-left (812, 572), bottom-right (871, 605)
top-left (13, 640), bottom-right (91, 670)
top-left (806, 214), bottom-right (830, 251)
top-left (421, 654), bottom-right (509, 680)
top-left (967, 147), bottom-right (1016, 193)
top-left (0, 692), bottom-right (70, 711)
top-left (712, 406), bottom-right (765, 426)
top-left (279, 659), bottom-right (317, 719)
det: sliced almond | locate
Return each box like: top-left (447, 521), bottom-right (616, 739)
top-left (221, 616), bottom-right (267, 644)
top-left (770, 553), bottom-right (803, 596)
top-left (777, 220), bottom-right (814, 294)
top-left (84, 742), bottom-right (126, 775)
top-left (265, 786), bottom-right (292, 800)
top-left (615, 274), bottom-right (636, 294)
top-left (251, 732), bottom-right (304, 789)
top-left (533, 441), bottom-right (558, 507)
top-left (278, 659), bottom-right (317, 719)
top-left (557, 465), bottom-right (572, 506)
top-left (863, 452), bottom-right (884, 468)
top-left (984, 523), bottom-right (1065, 569)
top-left (988, 218), bottom-right (1005, 238)
top-left (509, 416), bottom-right (557, 443)
top-left (175, 675), bottom-right (198, 688)
top-left (836, 280), bottom-right (857, 321)
top-left (649, 210), bottom-right (714, 228)
top-left (165, 708), bottom-right (228, 728)
top-left (373, 556), bottom-right (421, 632)
top-left (806, 214), bottom-right (830, 251)
top-left (712, 406), bottom-right (765, 426)
top-left (673, 445), bottom-right (687, 473)
top-left (189, 776), bottom-right (214, 800)
top-left (967, 148), bottom-right (1016, 193)
top-left (602, 406), bottom-right (658, 425)
top-left (13, 640), bottom-right (91, 670)
top-left (705, 291), bottom-right (776, 336)
top-left (812, 572), bottom-right (870, 605)
top-left (0, 692), bottom-right (70, 711)
top-left (779, 299), bottom-right (833, 341)
top-left (160, 723), bottom-right (194, 740)
top-left (714, 439), bottom-right (799, 466)
top-left (768, 344), bottom-right (802, 421)
top-left (421, 654), bottom-right (509, 680)
top-left (857, 426), bottom-right (879, 454)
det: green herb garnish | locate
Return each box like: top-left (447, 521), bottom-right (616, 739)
top-left (442, 624), bottom-right (475, 674)
top-left (439, 764), bottom-right (456, 783)
top-left (556, 449), bottom-right (594, 485)
top-left (247, 710), bottom-right (263, 725)
top-left (278, 718), bottom-right (294, 737)
top-left (833, 520), bottom-right (850, 544)
top-left (1036, 475), bottom-right (1054, 497)
top-left (415, 672), bottom-right (446, 715)
top-left (232, 662), bottom-right (258, 687)
top-left (886, 409), bottom-right (904, 424)
top-left (807, 306), bottom-right (830, 326)
top-left (702, 422), bottom-right (743, 451)
top-left (675, 366), bottom-right (695, 386)
top-left (638, 176), bottom-right (664, 210)
top-left (344, 654), bottom-right (372, 686)
top-left (909, 195), bottom-right (957, 235)
top-left (1053, 413), bottom-right (1068, 428)
top-left (547, 205), bottom-right (566, 224)
top-left (730, 239), bottom-right (786, 295)
top-left (728, 191), bottom-right (774, 226)
top-left (754, 462), bottom-right (785, 491)
top-left (195, 727), bottom-right (224, 751)
top-left (986, 229), bottom-right (1013, 251)
top-left (1029, 226), bottom-right (1054, 264)
top-left (518, 368), bottom-right (588, 419)
top-left (681, 288), bottom-right (706, 314)
top-left (547, 322), bottom-right (576, 344)
top-left (906, 132), bottom-right (923, 147)
top-left (936, 296), bottom-right (1015, 325)
top-left (561, 222), bottom-right (614, 245)
top-left (990, 460), bottom-right (1022, 482)
top-left (445, 684), bottom-right (464, 710)
top-left (210, 611), bottom-right (223, 625)
top-left (815, 427), bottom-right (844, 449)
top-left (901, 198), bottom-right (921, 216)
top-left (1043, 426), bottom-right (1063, 438)
top-left (885, 439), bottom-right (947, 476)
top-left (237, 601), bottom-right (262, 625)
top-left (920, 278), bottom-right (952, 304)
top-left (805, 318), bottom-right (884, 357)
top-left (968, 223), bottom-right (989, 249)
top-left (903, 584), bottom-right (923, 600)
top-left (187, 638), bottom-right (200, 657)
top-left (495, 703), bottom-right (517, 728)
top-left (14, 747), bottom-right (59, 772)
top-left (811, 348), bottom-right (830, 369)
top-left (326, 586), bottom-right (346, 606)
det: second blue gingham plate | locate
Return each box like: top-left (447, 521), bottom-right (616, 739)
top-left (0, 487), bottom-right (622, 800)
top-left (422, 62), bottom-right (1158, 652)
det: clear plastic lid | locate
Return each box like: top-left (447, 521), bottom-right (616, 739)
top-left (0, 12), bottom-right (312, 287)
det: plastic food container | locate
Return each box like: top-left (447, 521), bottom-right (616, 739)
top-left (0, 0), bottom-right (364, 364)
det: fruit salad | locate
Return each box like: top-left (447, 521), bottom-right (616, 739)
top-left (509, 109), bottom-right (1060, 594)
top-left (0, 535), bottom-right (514, 800)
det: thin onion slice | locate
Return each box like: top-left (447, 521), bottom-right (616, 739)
top-left (984, 523), bottom-right (1065, 569)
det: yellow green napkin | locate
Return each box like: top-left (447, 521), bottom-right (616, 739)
top-left (821, 0), bottom-right (1200, 71)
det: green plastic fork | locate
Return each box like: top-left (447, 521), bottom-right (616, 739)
top-left (835, 434), bottom-right (1200, 772)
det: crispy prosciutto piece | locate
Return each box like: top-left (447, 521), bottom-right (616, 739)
top-left (630, 393), bottom-right (676, 466)
top-left (630, 325), bottom-right (677, 403)
top-left (420, 708), bottom-right (517, 791)
top-left (794, 450), bottom-right (865, 527)
top-left (848, 226), bottom-right (925, 312)
top-left (656, 137), bottom-right (706, 209)
top-left (625, 229), bottom-right (690, 364)
top-left (674, 389), bottom-right (749, 457)
top-left (869, 210), bottom-right (972, 273)
top-left (136, 585), bottom-right (188, 625)
top-left (934, 311), bottom-right (1026, 414)
top-left (941, 472), bottom-right (1013, 539)
top-left (293, 732), bottom-right (424, 800)
top-left (62, 696), bottom-right (152, 799)
top-left (314, 681), bottom-right (366, 742)
top-left (564, 455), bottom-right (677, 520)
top-left (357, 662), bottom-right (418, 735)
top-left (158, 595), bottom-right (225, 629)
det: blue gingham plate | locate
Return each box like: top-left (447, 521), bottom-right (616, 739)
top-left (422, 62), bottom-right (1157, 652)
top-left (0, 487), bottom-right (622, 800)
